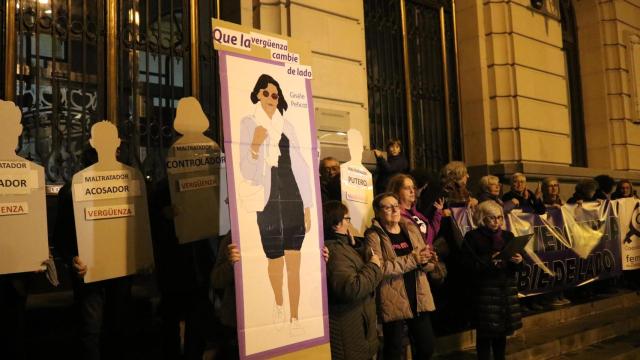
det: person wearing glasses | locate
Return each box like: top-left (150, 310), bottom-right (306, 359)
top-left (461, 201), bottom-right (523, 360)
top-left (240, 74), bottom-right (313, 331)
top-left (320, 156), bottom-right (342, 203)
top-left (502, 173), bottom-right (546, 214)
top-left (322, 201), bottom-right (382, 360)
top-left (541, 177), bottom-right (563, 208)
top-left (366, 193), bottom-right (440, 360)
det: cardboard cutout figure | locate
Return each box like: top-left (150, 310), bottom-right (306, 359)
top-left (340, 129), bottom-right (374, 237)
top-left (72, 121), bottom-right (153, 283)
top-left (0, 100), bottom-right (49, 275)
top-left (166, 97), bottom-right (230, 243)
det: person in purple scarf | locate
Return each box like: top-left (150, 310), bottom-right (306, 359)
top-left (461, 201), bottom-right (523, 360)
top-left (387, 174), bottom-right (444, 247)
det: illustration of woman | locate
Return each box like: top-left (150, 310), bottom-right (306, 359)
top-left (239, 74), bottom-right (312, 333)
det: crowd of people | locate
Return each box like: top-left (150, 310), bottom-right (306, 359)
top-left (1, 137), bottom-right (639, 360)
top-left (319, 139), bottom-right (639, 360)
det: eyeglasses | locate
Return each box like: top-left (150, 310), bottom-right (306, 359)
top-left (484, 215), bottom-right (504, 222)
top-left (380, 204), bottom-right (400, 213)
top-left (262, 90), bottom-right (279, 100)
top-left (343, 216), bottom-right (351, 223)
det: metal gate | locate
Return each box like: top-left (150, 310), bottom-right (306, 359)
top-left (364, 0), bottom-right (461, 172)
top-left (2, 0), bottom-right (222, 184)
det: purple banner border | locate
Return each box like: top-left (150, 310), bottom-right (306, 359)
top-left (218, 50), bottom-right (329, 360)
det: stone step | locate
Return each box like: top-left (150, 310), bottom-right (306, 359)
top-left (434, 291), bottom-right (640, 359)
top-left (546, 330), bottom-right (640, 360)
top-left (521, 291), bottom-right (640, 332)
top-left (506, 305), bottom-right (640, 359)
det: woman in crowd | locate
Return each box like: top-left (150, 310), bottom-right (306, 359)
top-left (567, 179), bottom-right (598, 204)
top-left (387, 174), bottom-right (444, 247)
top-left (540, 177), bottom-right (571, 307)
top-left (477, 175), bottom-right (517, 213)
top-left (461, 201), bottom-right (523, 360)
top-left (374, 138), bottom-right (409, 194)
top-left (541, 177), bottom-right (563, 208)
top-left (440, 161), bottom-right (478, 210)
top-left (323, 201), bottom-right (382, 360)
top-left (366, 193), bottom-right (440, 360)
top-left (612, 179), bottom-right (638, 200)
top-left (502, 173), bottom-right (546, 214)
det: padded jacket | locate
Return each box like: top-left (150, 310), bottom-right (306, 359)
top-left (365, 218), bottom-right (437, 323)
top-left (325, 234), bottom-right (382, 360)
top-left (461, 228), bottom-right (523, 337)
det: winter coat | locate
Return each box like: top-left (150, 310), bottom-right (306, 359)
top-left (502, 189), bottom-right (546, 214)
top-left (461, 228), bottom-right (523, 337)
top-left (325, 234), bottom-right (383, 360)
top-left (375, 154), bottom-right (409, 194)
top-left (365, 218), bottom-right (438, 323)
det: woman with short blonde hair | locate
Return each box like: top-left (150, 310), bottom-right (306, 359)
top-left (462, 200), bottom-right (523, 360)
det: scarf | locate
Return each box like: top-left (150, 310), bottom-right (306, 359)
top-left (401, 206), bottom-right (430, 245)
top-left (254, 103), bottom-right (284, 168)
top-left (479, 226), bottom-right (504, 251)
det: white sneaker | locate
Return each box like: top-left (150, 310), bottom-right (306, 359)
top-left (290, 317), bottom-right (305, 336)
top-left (273, 304), bottom-right (285, 330)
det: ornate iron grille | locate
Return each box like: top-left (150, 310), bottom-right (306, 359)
top-left (364, 0), bottom-right (461, 173)
top-left (561, 0), bottom-right (587, 167)
top-left (364, 0), bottom-right (408, 151)
top-left (13, 0), bottom-right (106, 183)
top-left (117, 0), bottom-right (221, 183)
top-left (117, 0), bottom-right (189, 182)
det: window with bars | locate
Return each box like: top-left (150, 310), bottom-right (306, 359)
top-left (4, 0), bottom-right (225, 184)
top-left (364, 0), bottom-right (461, 173)
top-left (560, 0), bottom-right (587, 167)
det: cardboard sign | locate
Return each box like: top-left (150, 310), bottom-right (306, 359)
top-left (0, 100), bottom-right (49, 275)
top-left (341, 129), bottom-right (374, 237)
top-left (166, 97), bottom-right (230, 244)
top-left (72, 121), bottom-right (153, 283)
top-left (216, 19), bottom-right (329, 359)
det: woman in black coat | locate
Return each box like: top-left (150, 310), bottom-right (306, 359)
top-left (462, 201), bottom-right (524, 360)
top-left (323, 201), bottom-right (383, 360)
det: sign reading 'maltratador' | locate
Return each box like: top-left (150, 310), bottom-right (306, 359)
top-left (0, 100), bottom-right (49, 275)
top-left (72, 121), bottom-right (153, 283)
top-left (166, 97), bottom-right (230, 244)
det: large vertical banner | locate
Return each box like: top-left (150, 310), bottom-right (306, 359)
top-left (614, 198), bottom-right (640, 270)
top-left (214, 20), bottom-right (328, 359)
top-left (0, 100), bottom-right (49, 275)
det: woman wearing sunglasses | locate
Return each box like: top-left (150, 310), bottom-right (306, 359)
top-left (366, 192), bottom-right (439, 359)
top-left (461, 201), bottom-right (523, 360)
top-left (239, 74), bottom-right (313, 332)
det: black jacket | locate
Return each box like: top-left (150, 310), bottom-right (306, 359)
top-left (461, 228), bottom-right (523, 337)
top-left (375, 154), bottom-right (409, 194)
top-left (502, 189), bottom-right (546, 215)
top-left (325, 233), bottom-right (382, 360)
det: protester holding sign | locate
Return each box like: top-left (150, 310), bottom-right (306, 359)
top-left (502, 173), bottom-right (546, 214)
top-left (323, 201), bottom-right (382, 360)
top-left (461, 201), bottom-right (523, 360)
top-left (54, 147), bottom-right (133, 360)
top-left (366, 193), bottom-right (439, 360)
